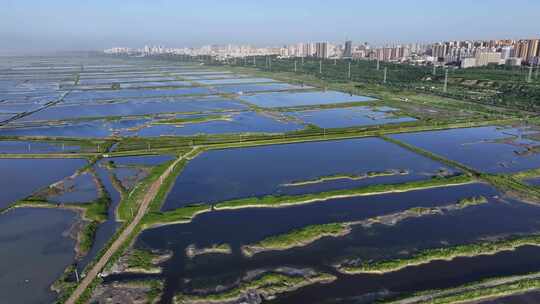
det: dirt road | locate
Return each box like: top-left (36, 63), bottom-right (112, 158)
top-left (65, 150), bottom-right (194, 304)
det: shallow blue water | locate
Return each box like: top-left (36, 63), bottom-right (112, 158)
top-left (0, 208), bottom-right (78, 304)
top-left (78, 77), bottom-right (178, 85)
top-left (215, 83), bottom-right (308, 94)
top-left (20, 97), bottom-right (248, 121)
top-left (195, 78), bottom-right (278, 85)
top-left (0, 158), bottom-right (87, 209)
top-left (241, 90), bottom-right (375, 108)
top-left (0, 140), bottom-right (80, 154)
top-left (133, 183), bottom-right (540, 304)
top-left (136, 111), bottom-right (303, 137)
top-left (49, 172), bottom-right (99, 204)
top-left (64, 87), bottom-right (213, 102)
top-left (286, 106), bottom-right (416, 128)
top-left (390, 126), bottom-right (540, 173)
top-left (526, 177), bottom-right (540, 186)
top-left (161, 137), bottom-right (459, 209)
top-left (0, 121), bottom-right (113, 138)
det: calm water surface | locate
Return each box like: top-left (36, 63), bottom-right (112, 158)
top-left (0, 208), bottom-right (78, 304)
top-left (390, 126), bottom-right (540, 173)
top-left (241, 90), bottom-right (375, 108)
top-left (136, 111), bottom-right (303, 137)
top-left (127, 184), bottom-right (540, 303)
top-left (286, 106), bottom-right (416, 128)
top-left (161, 137), bottom-right (459, 209)
top-left (0, 158), bottom-right (87, 209)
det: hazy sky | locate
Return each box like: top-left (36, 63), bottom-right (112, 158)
top-left (1, 0), bottom-right (539, 53)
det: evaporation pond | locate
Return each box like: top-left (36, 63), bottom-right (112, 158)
top-left (0, 158), bottom-right (87, 208)
top-left (161, 137), bottom-right (459, 210)
top-left (215, 83), bottom-right (308, 94)
top-left (195, 78), bottom-right (277, 85)
top-left (0, 121), bottom-right (113, 138)
top-left (241, 90), bottom-right (376, 108)
top-left (64, 87), bottom-right (212, 102)
top-left (0, 140), bottom-right (79, 154)
top-left (136, 183), bottom-right (540, 303)
top-left (136, 111), bottom-right (303, 137)
top-left (48, 172), bottom-right (100, 204)
top-left (286, 106), bottom-right (416, 128)
top-left (0, 208), bottom-right (78, 304)
top-left (20, 97), bottom-right (248, 121)
top-left (390, 125), bottom-right (540, 173)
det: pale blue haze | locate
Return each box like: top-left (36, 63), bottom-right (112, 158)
top-left (1, 0), bottom-right (539, 53)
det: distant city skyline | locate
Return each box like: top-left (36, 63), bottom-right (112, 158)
top-left (105, 37), bottom-right (540, 70)
top-left (2, 0), bottom-right (540, 54)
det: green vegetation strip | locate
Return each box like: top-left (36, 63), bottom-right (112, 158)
top-left (79, 221), bottom-right (99, 255)
top-left (215, 175), bottom-right (473, 210)
top-left (415, 279), bottom-right (540, 304)
top-left (242, 195), bottom-right (487, 257)
top-left (116, 159), bottom-right (176, 222)
top-left (384, 272), bottom-right (540, 304)
top-left (142, 204), bottom-right (211, 228)
top-left (174, 272), bottom-right (336, 304)
top-left (514, 168), bottom-right (540, 180)
top-left (242, 223), bottom-right (349, 257)
top-left (282, 169), bottom-right (408, 187)
top-left (126, 249), bottom-right (156, 271)
top-left (339, 234), bottom-right (540, 275)
top-left (59, 153), bottom-right (187, 304)
top-left (380, 135), bottom-right (478, 175)
top-left (186, 243), bottom-right (232, 258)
top-left (5, 184), bottom-right (110, 223)
top-left (481, 174), bottom-right (540, 203)
top-left (111, 118), bottom-right (513, 154)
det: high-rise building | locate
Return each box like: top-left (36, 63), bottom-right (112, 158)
top-left (475, 51), bottom-right (502, 66)
top-left (513, 40), bottom-right (529, 60)
top-left (343, 40), bottom-right (353, 58)
top-left (315, 42), bottom-right (329, 59)
top-left (500, 46), bottom-right (513, 60)
top-left (302, 43), bottom-right (315, 57)
top-left (526, 39), bottom-right (539, 62)
top-left (432, 43), bottom-right (447, 60)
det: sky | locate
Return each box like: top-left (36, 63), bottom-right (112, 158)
top-left (1, 0), bottom-right (539, 54)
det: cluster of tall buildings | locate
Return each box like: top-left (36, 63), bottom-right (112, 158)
top-left (104, 37), bottom-right (540, 68)
top-left (104, 44), bottom-right (281, 58)
top-left (276, 41), bottom-right (428, 62)
top-left (431, 39), bottom-right (539, 68)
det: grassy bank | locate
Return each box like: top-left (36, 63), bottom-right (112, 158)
top-left (384, 272), bottom-right (540, 304)
top-left (514, 168), bottom-right (540, 180)
top-left (116, 158), bottom-right (176, 222)
top-left (243, 223), bottom-right (349, 257)
top-left (215, 175), bottom-right (474, 210)
top-left (79, 221), bottom-right (99, 255)
top-left (142, 204), bottom-right (211, 228)
top-left (139, 148), bottom-right (211, 229)
top-left (481, 174), bottom-right (540, 203)
top-left (111, 117), bottom-right (513, 154)
top-left (6, 189), bottom-right (110, 223)
top-left (174, 272), bottom-right (336, 304)
top-left (126, 249), bottom-right (156, 271)
top-left (380, 135), bottom-right (478, 175)
top-left (282, 169), bottom-right (408, 187)
top-left (339, 234), bottom-right (540, 275)
top-left (242, 195), bottom-right (488, 257)
top-left (186, 243), bottom-right (232, 258)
